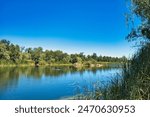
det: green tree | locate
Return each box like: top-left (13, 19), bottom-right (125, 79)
top-left (127, 0), bottom-right (150, 42)
top-left (31, 47), bottom-right (43, 66)
top-left (0, 39), bottom-right (10, 50)
top-left (91, 53), bottom-right (97, 60)
top-left (9, 44), bottom-right (21, 63)
top-left (70, 54), bottom-right (82, 64)
top-left (0, 43), bottom-right (10, 60)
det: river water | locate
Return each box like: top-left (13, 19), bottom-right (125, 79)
top-left (0, 66), bottom-right (120, 100)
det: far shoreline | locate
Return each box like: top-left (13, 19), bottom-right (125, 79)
top-left (0, 62), bottom-right (122, 68)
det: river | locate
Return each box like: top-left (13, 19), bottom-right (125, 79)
top-left (0, 66), bottom-right (120, 100)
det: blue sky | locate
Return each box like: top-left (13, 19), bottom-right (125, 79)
top-left (0, 0), bottom-right (135, 57)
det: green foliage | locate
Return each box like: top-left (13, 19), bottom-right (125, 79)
top-left (127, 0), bottom-right (150, 42)
top-left (0, 39), bottom-right (126, 66)
top-left (0, 43), bottom-right (10, 60)
top-left (9, 44), bottom-right (21, 63)
top-left (97, 43), bottom-right (150, 100)
top-left (31, 47), bottom-right (43, 65)
top-left (123, 0), bottom-right (150, 99)
top-left (125, 43), bottom-right (150, 99)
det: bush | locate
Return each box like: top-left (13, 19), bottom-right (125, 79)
top-left (39, 60), bottom-right (47, 66)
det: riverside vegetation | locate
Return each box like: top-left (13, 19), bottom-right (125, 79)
top-left (0, 39), bottom-right (126, 67)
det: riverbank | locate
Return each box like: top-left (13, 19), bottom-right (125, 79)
top-left (0, 62), bottom-right (122, 68)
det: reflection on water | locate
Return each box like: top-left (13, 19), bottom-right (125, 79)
top-left (0, 66), bottom-right (120, 100)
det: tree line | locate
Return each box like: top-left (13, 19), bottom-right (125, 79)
top-left (0, 39), bottom-right (127, 66)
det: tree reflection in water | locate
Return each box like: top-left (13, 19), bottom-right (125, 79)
top-left (0, 66), bottom-right (116, 96)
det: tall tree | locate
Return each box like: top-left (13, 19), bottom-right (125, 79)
top-left (0, 43), bottom-right (10, 60)
top-left (9, 44), bottom-right (20, 63)
top-left (127, 0), bottom-right (150, 42)
top-left (31, 47), bottom-right (43, 66)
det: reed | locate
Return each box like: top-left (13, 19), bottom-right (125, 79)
top-left (78, 43), bottom-right (150, 100)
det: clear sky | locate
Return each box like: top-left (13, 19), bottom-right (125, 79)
top-left (0, 0), bottom-right (135, 57)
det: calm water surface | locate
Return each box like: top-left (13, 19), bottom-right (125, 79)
top-left (0, 67), bottom-right (120, 100)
